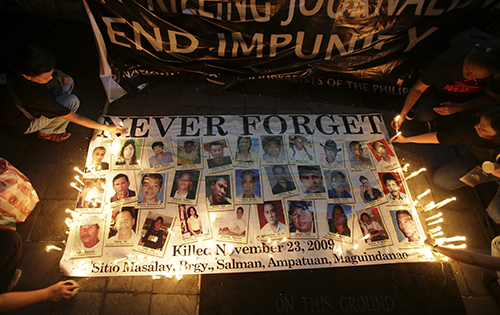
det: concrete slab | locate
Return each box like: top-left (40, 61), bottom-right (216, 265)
top-left (30, 199), bottom-right (75, 242)
top-left (150, 294), bottom-right (199, 315)
top-left (152, 275), bottom-right (200, 294)
top-left (102, 292), bottom-right (151, 315)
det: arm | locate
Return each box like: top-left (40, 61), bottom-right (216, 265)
top-left (392, 80), bottom-right (430, 129)
top-left (434, 91), bottom-right (500, 116)
top-left (0, 281), bottom-right (78, 313)
top-left (425, 238), bottom-right (500, 270)
top-left (391, 132), bottom-right (439, 144)
top-left (60, 112), bottom-right (126, 134)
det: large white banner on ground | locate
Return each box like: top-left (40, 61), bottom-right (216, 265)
top-left (60, 114), bottom-right (433, 277)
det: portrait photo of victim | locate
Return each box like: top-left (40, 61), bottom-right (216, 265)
top-left (297, 165), bottom-right (326, 197)
top-left (148, 139), bottom-right (174, 169)
top-left (234, 169), bottom-right (262, 203)
top-left (358, 208), bottom-right (392, 249)
top-left (390, 209), bottom-right (422, 245)
top-left (169, 170), bottom-right (200, 203)
top-left (324, 169), bottom-right (354, 202)
top-left (261, 135), bottom-right (287, 164)
top-left (264, 165), bottom-right (298, 197)
top-left (257, 200), bottom-right (288, 237)
top-left (319, 139), bottom-right (343, 166)
top-left (138, 212), bottom-right (171, 251)
top-left (379, 172), bottom-right (411, 204)
top-left (176, 138), bottom-right (201, 167)
top-left (368, 139), bottom-right (399, 169)
top-left (326, 204), bottom-right (352, 238)
top-left (288, 135), bottom-right (314, 164)
top-left (138, 173), bottom-right (166, 207)
top-left (204, 139), bottom-right (233, 171)
top-left (107, 207), bottom-right (138, 244)
top-left (109, 172), bottom-right (138, 205)
top-left (69, 215), bottom-right (105, 258)
top-left (233, 136), bottom-right (259, 166)
top-left (287, 200), bottom-right (317, 237)
top-left (85, 145), bottom-right (110, 173)
top-left (347, 141), bottom-right (374, 169)
top-left (354, 171), bottom-right (387, 208)
top-left (205, 174), bottom-right (233, 210)
top-left (75, 177), bottom-right (106, 211)
top-left (178, 204), bottom-right (211, 243)
top-left (115, 138), bottom-right (143, 168)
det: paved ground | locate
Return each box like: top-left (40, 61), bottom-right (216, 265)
top-left (1, 11), bottom-right (500, 315)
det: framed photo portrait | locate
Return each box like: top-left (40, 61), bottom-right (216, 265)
top-left (105, 206), bottom-right (138, 247)
top-left (389, 207), bottom-right (424, 249)
top-left (357, 207), bottom-right (393, 249)
top-left (257, 200), bottom-right (289, 240)
top-left (137, 172), bottom-right (167, 208)
top-left (113, 138), bottom-right (144, 170)
top-left (324, 169), bottom-right (355, 204)
top-left (203, 138), bottom-right (233, 173)
top-left (109, 171), bottom-right (139, 207)
top-left (85, 143), bottom-right (111, 174)
top-left (378, 172), bottom-right (411, 205)
top-left (346, 140), bottom-right (375, 171)
top-left (167, 170), bottom-right (201, 206)
top-left (178, 204), bottom-right (212, 244)
top-left (263, 164), bottom-right (299, 198)
top-left (368, 138), bottom-right (399, 171)
top-left (325, 203), bottom-right (353, 244)
top-left (260, 135), bottom-right (288, 165)
top-left (205, 174), bottom-right (233, 211)
top-left (215, 205), bottom-right (250, 244)
top-left (68, 214), bottom-right (105, 258)
top-left (316, 137), bottom-right (344, 169)
top-left (233, 136), bottom-right (260, 168)
top-left (146, 137), bottom-right (175, 171)
top-left (352, 171), bottom-right (387, 209)
top-left (296, 165), bottom-right (327, 199)
top-left (234, 169), bottom-right (263, 204)
top-left (134, 211), bottom-right (175, 258)
top-left (287, 200), bottom-right (318, 239)
top-left (75, 177), bottom-right (106, 213)
top-left (175, 138), bottom-right (202, 169)
top-left (287, 134), bottom-right (315, 164)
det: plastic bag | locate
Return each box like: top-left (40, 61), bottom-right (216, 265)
top-left (0, 158), bottom-right (39, 223)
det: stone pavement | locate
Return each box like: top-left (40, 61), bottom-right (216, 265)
top-left (1, 12), bottom-right (500, 315)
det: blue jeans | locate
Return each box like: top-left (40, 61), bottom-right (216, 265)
top-left (24, 76), bottom-right (80, 134)
top-left (433, 152), bottom-right (500, 223)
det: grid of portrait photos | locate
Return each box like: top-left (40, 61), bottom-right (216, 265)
top-left (64, 118), bottom-right (427, 270)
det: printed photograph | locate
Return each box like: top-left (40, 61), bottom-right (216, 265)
top-left (75, 177), bottom-right (106, 212)
top-left (368, 138), bottom-right (399, 170)
top-left (138, 173), bottom-right (166, 208)
top-left (325, 204), bottom-right (353, 243)
top-left (353, 171), bottom-right (387, 208)
top-left (178, 204), bottom-right (212, 244)
top-left (288, 134), bottom-right (315, 164)
top-left (378, 172), bottom-right (411, 205)
top-left (390, 208), bottom-right (423, 249)
top-left (106, 206), bottom-right (138, 246)
top-left (324, 169), bottom-right (355, 204)
top-left (147, 137), bottom-right (175, 170)
top-left (317, 138), bottom-right (344, 168)
top-left (297, 165), bottom-right (327, 199)
top-left (69, 215), bottom-right (105, 258)
top-left (287, 200), bottom-right (318, 239)
top-left (113, 138), bottom-right (143, 170)
top-left (260, 135), bottom-right (288, 165)
top-left (264, 164), bottom-right (299, 198)
top-left (257, 200), bottom-right (289, 240)
top-left (168, 170), bottom-right (201, 205)
top-left (357, 207), bottom-right (393, 249)
top-left (134, 211), bottom-right (175, 258)
top-left (205, 174), bottom-right (233, 210)
top-left (346, 140), bottom-right (374, 170)
top-left (175, 138), bottom-right (202, 168)
top-left (215, 205), bottom-right (250, 243)
top-left (233, 136), bottom-right (260, 167)
top-left (109, 171), bottom-right (139, 207)
top-left (203, 138), bottom-right (233, 173)
top-left (85, 144), bottom-right (111, 173)
top-left (234, 169), bottom-right (263, 204)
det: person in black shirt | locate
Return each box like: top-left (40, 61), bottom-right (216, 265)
top-left (141, 217), bottom-right (165, 250)
top-left (392, 39), bottom-right (500, 130)
top-left (0, 44), bottom-right (125, 142)
top-left (392, 105), bottom-right (500, 223)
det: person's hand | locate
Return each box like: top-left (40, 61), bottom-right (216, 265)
top-left (391, 114), bottom-right (405, 130)
top-left (424, 235), bottom-right (435, 247)
top-left (433, 102), bottom-right (462, 116)
top-left (107, 125), bottom-right (127, 134)
top-left (389, 134), bottom-right (406, 143)
top-left (60, 76), bottom-right (70, 86)
top-left (45, 281), bottom-right (79, 302)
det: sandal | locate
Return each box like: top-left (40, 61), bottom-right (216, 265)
top-left (37, 132), bottom-right (71, 142)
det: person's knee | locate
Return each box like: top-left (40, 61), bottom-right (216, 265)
top-left (0, 230), bottom-right (22, 256)
top-left (415, 108), bottom-right (439, 122)
top-left (486, 203), bottom-right (500, 224)
top-left (57, 94), bottom-right (80, 112)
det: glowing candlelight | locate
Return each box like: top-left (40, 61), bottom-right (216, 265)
top-left (435, 236), bottom-right (466, 243)
top-left (70, 182), bottom-right (82, 192)
top-left (441, 244), bottom-right (467, 249)
top-left (430, 231), bottom-right (443, 238)
top-left (417, 189), bottom-right (431, 200)
top-left (427, 218), bottom-right (443, 226)
top-left (395, 115), bottom-right (401, 133)
top-left (279, 237), bottom-right (287, 244)
top-left (175, 274), bottom-right (183, 280)
top-left (357, 234), bottom-right (370, 242)
top-left (401, 163), bottom-right (410, 172)
top-left (404, 168), bottom-right (426, 182)
top-left (389, 132), bottom-right (402, 142)
top-left (434, 197), bottom-right (456, 209)
top-left (152, 275), bottom-right (161, 280)
top-left (428, 226), bottom-right (441, 234)
top-left (114, 257), bottom-right (127, 264)
top-left (226, 245), bottom-right (235, 256)
top-left (168, 228), bottom-right (175, 236)
top-left (65, 209), bottom-right (77, 215)
top-left (75, 176), bottom-right (85, 186)
top-left (425, 212), bottom-right (442, 221)
top-left (347, 243), bottom-right (359, 252)
top-left (74, 167), bottom-right (85, 176)
top-left (45, 245), bottom-right (63, 252)
top-left (164, 273), bottom-right (173, 279)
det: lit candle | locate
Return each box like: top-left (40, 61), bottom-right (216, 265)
top-left (404, 168), bottom-right (426, 182)
top-left (434, 197), bottom-right (456, 209)
top-left (75, 176), bottom-right (85, 186)
top-left (394, 115), bottom-right (401, 133)
top-left (416, 189), bottom-right (431, 200)
top-left (430, 231), bottom-right (443, 238)
top-left (114, 257), bottom-right (127, 264)
top-left (70, 183), bottom-right (82, 192)
top-left (347, 243), bottom-right (359, 252)
top-left (74, 167), bottom-right (85, 176)
top-left (175, 274), bottom-right (183, 280)
top-left (45, 245), bottom-right (63, 252)
top-left (152, 275), bottom-right (161, 280)
top-left (435, 236), bottom-right (466, 243)
top-left (401, 163), bottom-right (410, 172)
top-left (425, 212), bottom-right (442, 221)
top-left (427, 218), bottom-right (443, 226)
top-left (428, 226), bottom-right (441, 234)
top-left (441, 244), bottom-right (467, 249)
top-left (357, 234), bottom-right (370, 242)
top-left (389, 132), bottom-right (402, 142)
top-left (65, 209), bottom-right (77, 215)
